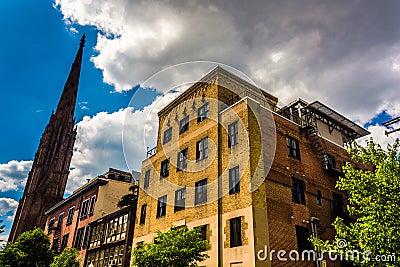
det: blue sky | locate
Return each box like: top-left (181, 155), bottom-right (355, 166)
top-left (1, 0), bottom-right (400, 242)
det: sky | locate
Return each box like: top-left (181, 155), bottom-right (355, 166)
top-left (1, 0), bottom-right (400, 243)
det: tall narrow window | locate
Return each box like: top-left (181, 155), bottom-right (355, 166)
top-left (332, 192), bottom-right (345, 218)
top-left (197, 103), bottom-right (209, 122)
top-left (139, 204), bottom-right (147, 224)
top-left (316, 190), bottom-right (322, 205)
top-left (66, 207), bottom-right (75, 225)
top-left (228, 121), bottom-right (238, 147)
top-left (88, 195), bottom-right (96, 214)
top-left (196, 137), bottom-right (208, 161)
top-left (143, 170), bottom-right (150, 189)
top-left (75, 227), bottom-right (84, 249)
top-left (296, 226), bottom-right (311, 252)
top-left (229, 166), bottom-right (240, 194)
top-left (292, 178), bottom-right (306, 205)
top-left (60, 234), bottom-right (69, 251)
top-left (177, 148), bottom-right (188, 171)
top-left (48, 217), bottom-right (55, 233)
top-left (286, 136), bottom-right (300, 159)
top-left (160, 159), bottom-right (170, 179)
top-left (230, 217), bottom-right (242, 247)
top-left (156, 195), bottom-right (167, 218)
top-left (80, 199), bottom-right (90, 218)
top-left (57, 213), bottom-right (64, 228)
top-left (52, 237), bottom-right (59, 252)
top-left (174, 187), bottom-right (186, 212)
top-left (179, 116), bottom-right (189, 134)
top-left (194, 225), bottom-right (208, 241)
top-left (82, 226), bottom-right (91, 248)
top-left (163, 127), bottom-right (172, 144)
top-left (195, 179), bottom-right (207, 205)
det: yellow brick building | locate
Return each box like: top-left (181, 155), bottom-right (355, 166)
top-left (132, 66), bottom-right (369, 267)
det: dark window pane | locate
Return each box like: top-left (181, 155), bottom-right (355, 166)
top-left (292, 178), bottom-right (306, 205)
top-left (229, 166), bottom-right (240, 194)
top-left (163, 127), bottom-right (172, 144)
top-left (160, 159), bottom-right (170, 179)
top-left (197, 103), bottom-right (209, 122)
top-left (195, 179), bottom-right (207, 205)
top-left (140, 204), bottom-right (147, 224)
top-left (228, 121), bottom-right (238, 147)
top-left (196, 137), bottom-right (208, 161)
top-left (177, 148), bottom-right (188, 171)
top-left (230, 217), bottom-right (242, 247)
top-left (286, 136), bottom-right (300, 159)
top-left (174, 188), bottom-right (186, 212)
top-left (296, 226), bottom-right (311, 252)
top-left (156, 195), bottom-right (167, 217)
top-left (179, 116), bottom-right (189, 134)
top-left (144, 170), bottom-right (150, 189)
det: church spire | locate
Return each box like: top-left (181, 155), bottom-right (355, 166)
top-left (9, 36), bottom-right (85, 242)
top-left (55, 34), bottom-right (85, 119)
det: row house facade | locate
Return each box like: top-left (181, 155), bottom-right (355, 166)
top-left (44, 168), bottom-right (134, 266)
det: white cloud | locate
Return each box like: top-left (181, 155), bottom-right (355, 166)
top-left (0, 160), bottom-right (32, 192)
top-left (66, 89), bottom-right (182, 193)
top-left (54, 0), bottom-right (400, 127)
top-left (358, 124), bottom-right (400, 149)
top-left (0, 198), bottom-right (18, 217)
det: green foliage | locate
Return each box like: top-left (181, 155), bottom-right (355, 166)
top-left (50, 247), bottom-right (81, 267)
top-left (132, 226), bottom-right (210, 267)
top-left (0, 228), bottom-right (53, 267)
top-left (311, 138), bottom-right (400, 266)
top-left (118, 184), bottom-right (139, 211)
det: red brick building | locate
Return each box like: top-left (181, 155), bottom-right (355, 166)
top-left (44, 168), bottom-right (134, 264)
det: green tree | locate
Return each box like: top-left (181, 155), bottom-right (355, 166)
top-left (312, 139), bottom-right (400, 266)
top-left (132, 226), bottom-right (210, 267)
top-left (118, 183), bottom-right (139, 211)
top-left (50, 247), bottom-right (81, 267)
top-left (0, 228), bottom-right (53, 267)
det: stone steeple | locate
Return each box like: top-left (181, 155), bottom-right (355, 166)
top-left (9, 35), bottom-right (85, 242)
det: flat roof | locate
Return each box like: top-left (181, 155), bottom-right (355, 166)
top-left (307, 101), bottom-right (370, 138)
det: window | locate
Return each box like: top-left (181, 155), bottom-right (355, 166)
top-left (60, 234), bottom-right (69, 251)
top-left (292, 178), bottom-right (306, 205)
top-left (177, 148), bottom-right (188, 171)
top-left (195, 179), bottom-right (207, 205)
top-left (316, 190), bottom-right (322, 205)
top-left (296, 226), bottom-right (311, 252)
top-left (88, 195), bottom-right (96, 214)
top-left (66, 207), bottom-right (75, 225)
top-left (163, 127), bottom-right (172, 144)
top-left (139, 204), bottom-right (147, 224)
top-left (156, 195), bottom-right (167, 218)
top-left (174, 187), bottom-right (186, 212)
top-left (80, 199), bottom-right (90, 218)
top-left (75, 227), bottom-right (84, 249)
top-left (286, 136), bottom-right (300, 159)
top-left (48, 217), bottom-right (55, 233)
top-left (332, 192), bottom-right (345, 218)
top-left (82, 226), bottom-right (91, 248)
top-left (197, 103), bottom-right (209, 122)
top-left (230, 217), bottom-right (242, 247)
top-left (228, 121), bottom-right (238, 147)
top-left (229, 166), bottom-right (240, 194)
top-left (52, 237), bottom-right (59, 251)
top-left (196, 137), bottom-right (208, 161)
top-left (143, 170), bottom-right (150, 189)
top-left (179, 116), bottom-right (189, 134)
top-left (324, 154), bottom-right (336, 169)
top-left (57, 213), bottom-right (64, 228)
top-left (195, 224), bottom-right (207, 241)
top-left (160, 159), bottom-right (170, 179)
